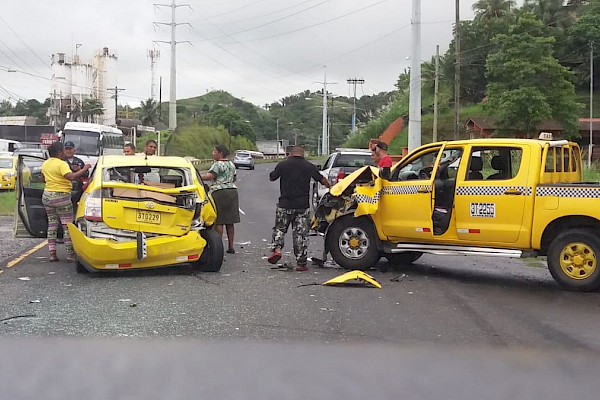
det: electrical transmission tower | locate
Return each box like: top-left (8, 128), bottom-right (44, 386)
top-left (148, 48), bottom-right (160, 101)
top-left (347, 78), bottom-right (364, 132)
top-left (154, 0), bottom-right (191, 131)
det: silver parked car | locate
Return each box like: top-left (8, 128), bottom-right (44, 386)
top-left (233, 151), bottom-right (255, 170)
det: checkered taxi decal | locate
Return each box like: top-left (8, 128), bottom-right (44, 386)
top-left (456, 186), bottom-right (532, 196)
top-left (353, 185), bottom-right (429, 205)
top-left (536, 186), bottom-right (600, 198)
top-left (353, 184), bottom-right (600, 205)
top-left (382, 186), bottom-right (428, 195)
top-left (354, 191), bottom-right (381, 205)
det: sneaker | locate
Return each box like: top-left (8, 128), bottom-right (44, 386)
top-left (267, 249), bottom-right (282, 264)
top-left (295, 264), bottom-right (309, 272)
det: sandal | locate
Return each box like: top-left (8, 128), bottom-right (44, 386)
top-left (49, 254), bottom-right (59, 262)
top-left (226, 248), bottom-right (235, 254)
top-left (66, 256), bottom-right (76, 263)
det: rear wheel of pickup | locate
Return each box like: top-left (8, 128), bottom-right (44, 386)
top-left (547, 229), bottom-right (600, 291)
top-left (196, 229), bottom-right (224, 272)
top-left (327, 215), bottom-right (380, 270)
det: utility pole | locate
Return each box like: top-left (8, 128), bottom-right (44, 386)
top-left (347, 78), bottom-right (364, 133)
top-left (154, 0), bottom-right (192, 131)
top-left (107, 86), bottom-right (125, 125)
top-left (454, 0), bottom-right (461, 140)
top-left (408, 0), bottom-right (422, 151)
top-left (159, 76), bottom-right (162, 122)
top-left (589, 41), bottom-right (594, 168)
top-left (276, 118), bottom-right (280, 158)
top-left (322, 68), bottom-right (329, 155)
top-left (433, 45), bottom-right (439, 143)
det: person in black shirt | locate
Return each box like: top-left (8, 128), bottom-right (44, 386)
top-left (268, 146), bottom-right (330, 271)
top-left (64, 141), bottom-right (88, 208)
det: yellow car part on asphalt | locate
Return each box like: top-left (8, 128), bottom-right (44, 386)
top-left (323, 270), bottom-right (382, 289)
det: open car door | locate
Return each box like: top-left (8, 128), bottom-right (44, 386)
top-left (14, 155), bottom-right (47, 238)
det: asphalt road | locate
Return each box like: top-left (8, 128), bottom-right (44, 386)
top-left (2, 162), bottom-right (600, 398)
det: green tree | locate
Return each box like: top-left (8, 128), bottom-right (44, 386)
top-left (485, 13), bottom-right (580, 138)
top-left (81, 98), bottom-right (104, 122)
top-left (568, 0), bottom-right (600, 87)
top-left (0, 100), bottom-right (13, 116)
top-left (473, 0), bottom-right (516, 20)
top-left (139, 98), bottom-right (159, 126)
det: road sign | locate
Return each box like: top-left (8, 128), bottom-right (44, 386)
top-left (136, 125), bottom-right (156, 132)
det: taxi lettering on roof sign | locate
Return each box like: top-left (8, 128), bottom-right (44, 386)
top-left (311, 137), bottom-right (600, 292)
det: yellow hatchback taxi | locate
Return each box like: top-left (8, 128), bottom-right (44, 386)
top-left (15, 154), bottom-right (223, 273)
top-left (0, 156), bottom-right (17, 190)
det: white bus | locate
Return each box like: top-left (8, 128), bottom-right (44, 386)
top-left (61, 122), bottom-right (124, 163)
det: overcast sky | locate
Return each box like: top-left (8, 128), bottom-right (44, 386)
top-left (0, 0), bottom-right (485, 108)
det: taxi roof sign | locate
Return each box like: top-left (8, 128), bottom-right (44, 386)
top-left (539, 132), bottom-right (553, 140)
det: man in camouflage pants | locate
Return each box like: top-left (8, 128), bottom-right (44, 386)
top-left (268, 146), bottom-right (331, 271)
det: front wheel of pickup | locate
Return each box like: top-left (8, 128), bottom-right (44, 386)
top-left (327, 215), bottom-right (380, 270)
top-left (547, 229), bottom-right (600, 291)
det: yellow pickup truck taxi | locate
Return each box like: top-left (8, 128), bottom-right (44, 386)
top-left (312, 136), bottom-right (600, 291)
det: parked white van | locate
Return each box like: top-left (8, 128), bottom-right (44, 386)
top-left (0, 139), bottom-right (22, 156)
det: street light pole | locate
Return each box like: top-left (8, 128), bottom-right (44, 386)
top-left (229, 120), bottom-right (233, 151)
top-left (276, 118), bottom-right (280, 158)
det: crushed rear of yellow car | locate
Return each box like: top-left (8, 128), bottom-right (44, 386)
top-left (69, 155), bottom-right (222, 273)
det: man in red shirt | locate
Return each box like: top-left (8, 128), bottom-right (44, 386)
top-left (372, 141), bottom-right (392, 179)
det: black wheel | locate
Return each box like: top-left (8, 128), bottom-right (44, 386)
top-left (386, 252), bottom-right (423, 265)
top-left (197, 229), bottom-right (224, 272)
top-left (547, 229), bottom-right (600, 291)
top-left (326, 215), bottom-right (380, 270)
top-left (75, 260), bottom-right (89, 274)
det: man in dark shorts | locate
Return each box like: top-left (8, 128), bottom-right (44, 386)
top-left (268, 146), bottom-right (331, 271)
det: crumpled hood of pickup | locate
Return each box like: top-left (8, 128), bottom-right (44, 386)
top-left (329, 166), bottom-right (379, 196)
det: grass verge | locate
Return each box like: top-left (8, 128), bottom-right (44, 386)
top-left (0, 190), bottom-right (16, 216)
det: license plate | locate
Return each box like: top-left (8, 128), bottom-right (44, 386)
top-left (470, 202), bottom-right (496, 218)
top-left (136, 210), bottom-right (161, 224)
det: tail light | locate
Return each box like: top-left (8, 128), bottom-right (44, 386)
top-left (329, 168), bottom-right (346, 185)
top-left (84, 190), bottom-right (102, 221)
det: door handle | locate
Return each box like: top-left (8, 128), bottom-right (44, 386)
top-left (504, 189), bottom-right (522, 195)
top-left (417, 188), bottom-right (430, 194)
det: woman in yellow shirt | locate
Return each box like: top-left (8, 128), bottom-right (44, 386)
top-left (42, 142), bottom-right (90, 262)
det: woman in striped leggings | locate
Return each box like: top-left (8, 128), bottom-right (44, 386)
top-left (41, 142), bottom-right (90, 262)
